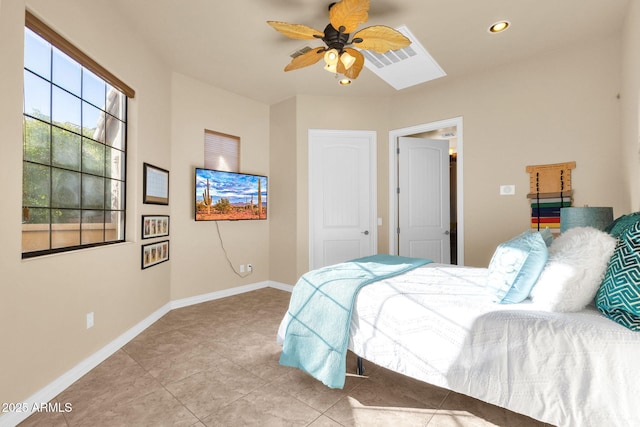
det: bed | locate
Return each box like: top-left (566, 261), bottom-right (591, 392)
top-left (277, 219), bottom-right (640, 427)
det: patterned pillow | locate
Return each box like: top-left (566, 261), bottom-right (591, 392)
top-left (605, 211), bottom-right (640, 238)
top-left (486, 230), bottom-right (548, 304)
top-left (596, 221), bottom-right (640, 330)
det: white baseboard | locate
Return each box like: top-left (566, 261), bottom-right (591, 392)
top-left (170, 281), bottom-right (272, 309)
top-left (0, 281), bottom-right (291, 427)
top-left (268, 280), bottom-right (294, 292)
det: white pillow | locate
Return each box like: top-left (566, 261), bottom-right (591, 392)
top-left (530, 227), bottom-right (617, 312)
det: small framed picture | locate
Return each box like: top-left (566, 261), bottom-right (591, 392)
top-left (143, 163), bottom-right (169, 205)
top-left (141, 240), bottom-right (169, 269)
top-left (142, 215), bottom-right (170, 239)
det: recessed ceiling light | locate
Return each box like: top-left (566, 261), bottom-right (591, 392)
top-left (338, 78), bottom-right (351, 86)
top-left (489, 20), bottom-right (510, 33)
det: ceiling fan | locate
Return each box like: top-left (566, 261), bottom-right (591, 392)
top-left (267, 0), bottom-right (410, 82)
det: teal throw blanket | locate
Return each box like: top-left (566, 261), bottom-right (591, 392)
top-left (279, 254), bottom-right (431, 389)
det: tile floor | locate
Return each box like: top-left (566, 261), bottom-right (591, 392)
top-left (19, 287), bottom-right (552, 427)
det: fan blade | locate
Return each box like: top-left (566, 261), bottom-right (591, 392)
top-left (329, 0), bottom-right (370, 34)
top-left (267, 21), bottom-right (324, 40)
top-left (284, 48), bottom-right (325, 71)
top-left (337, 48), bottom-right (364, 79)
top-left (352, 25), bottom-right (411, 53)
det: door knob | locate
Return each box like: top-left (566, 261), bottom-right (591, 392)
top-left (362, 230), bottom-right (370, 235)
top-left (444, 230), bottom-right (450, 235)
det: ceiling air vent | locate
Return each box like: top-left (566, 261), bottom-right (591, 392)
top-left (359, 25), bottom-right (446, 90)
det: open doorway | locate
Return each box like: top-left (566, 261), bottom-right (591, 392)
top-left (388, 117), bottom-right (464, 265)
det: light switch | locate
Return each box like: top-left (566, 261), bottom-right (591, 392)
top-left (500, 185), bottom-right (516, 195)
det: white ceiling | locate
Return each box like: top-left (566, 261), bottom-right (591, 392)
top-left (110, 0), bottom-right (629, 105)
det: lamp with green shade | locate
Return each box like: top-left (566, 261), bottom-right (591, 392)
top-left (560, 207), bottom-right (614, 232)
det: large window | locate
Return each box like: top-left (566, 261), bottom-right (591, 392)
top-left (22, 12), bottom-right (134, 258)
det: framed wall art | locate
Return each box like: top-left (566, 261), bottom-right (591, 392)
top-left (142, 215), bottom-right (170, 239)
top-left (143, 163), bottom-right (169, 205)
top-left (141, 240), bottom-right (169, 269)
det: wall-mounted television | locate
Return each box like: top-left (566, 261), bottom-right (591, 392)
top-left (195, 168), bottom-right (268, 221)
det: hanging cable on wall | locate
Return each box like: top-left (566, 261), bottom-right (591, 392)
top-left (215, 221), bottom-right (252, 278)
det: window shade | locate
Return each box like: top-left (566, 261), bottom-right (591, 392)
top-left (204, 130), bottom-right (239, 172)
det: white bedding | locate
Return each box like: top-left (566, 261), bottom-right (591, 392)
top-left (278, 263), bottom-right (640, 427)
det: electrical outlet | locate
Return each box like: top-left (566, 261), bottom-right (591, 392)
top-left (86, 312), bottom-right (94, 329)
top-left (240, 264), bottom-right (245, 273)
top-left (247, 264), bottom-right (253, 272)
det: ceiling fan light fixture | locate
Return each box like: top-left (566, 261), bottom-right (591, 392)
top-left (339, 51), bottom-right (356, 70)
top-left (268, 0), bottom-right (411, 81)
top-left (324, 63), bottom-right (338, 73)
top-left (323, 48), bottom-right (339, 73)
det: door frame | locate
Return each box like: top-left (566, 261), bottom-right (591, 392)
top-left (308, 129), bottom-right (378, 270)
top-left (388, 117), bottom-right (464, 265)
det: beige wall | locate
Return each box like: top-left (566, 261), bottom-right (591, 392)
top-left (169, 73), bottom-right (270, 300)
top-left (294, 95), bottom-right (392, 279)
top-left (268, 94), bottom-right (393, 282)
top-left (621, 0), bottom-right (640, 211)
top-left (269, 98), bottom-right (298, 285)
top-left (389, 34), bottom-right (626, 266)
top-left (270, 32), bottom-right (627, 273)
top-left (1, 0), bottom-right (173, 406)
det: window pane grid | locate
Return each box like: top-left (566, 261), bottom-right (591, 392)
top-left (22, 21), bottom-right (128, 258)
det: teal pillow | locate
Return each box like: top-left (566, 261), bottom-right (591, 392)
top-left (604, 212), bottom-right (640, 238)
top-left (486, 230), bottom-right (549, 304)
top-left (540, 227), bottom-right (554, 247)
top-left (596, 221), bottom-right (640, 331)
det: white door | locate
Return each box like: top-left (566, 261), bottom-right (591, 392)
top-left (398, 136), bottom-right (450, 263)
top-left (309, 130), bottom-right (377, 270)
